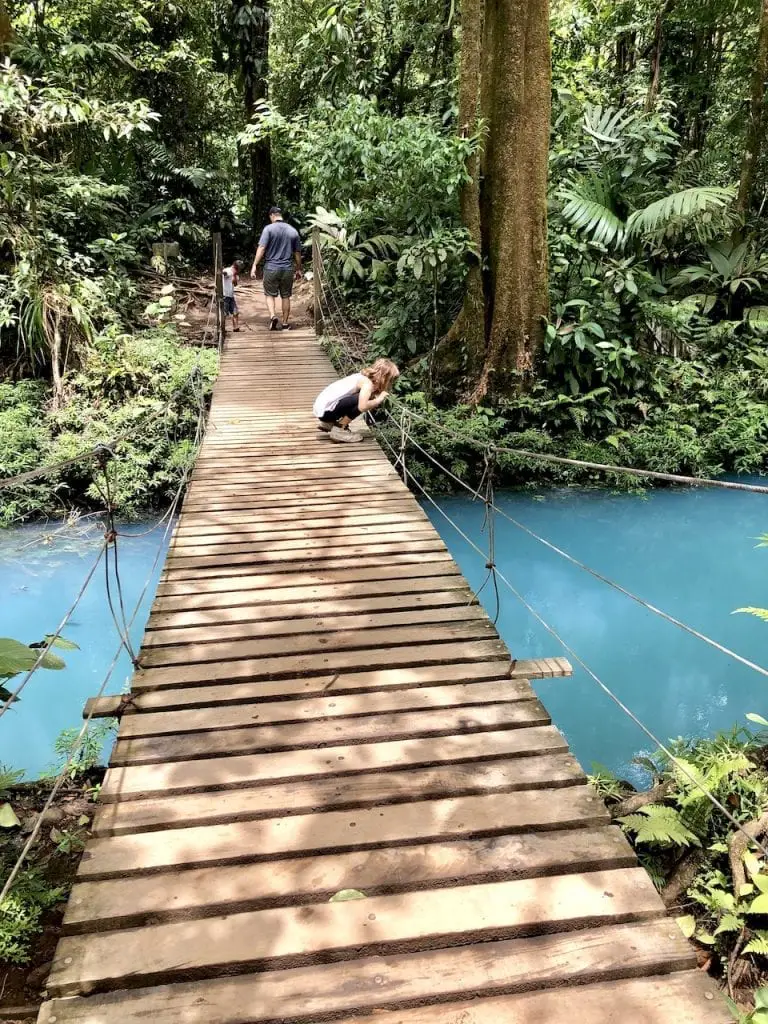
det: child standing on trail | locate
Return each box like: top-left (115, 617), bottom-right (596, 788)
top-left (313, 359), bottom-right (400, 444)
top-left (222, 260), bottom-right (242, 332)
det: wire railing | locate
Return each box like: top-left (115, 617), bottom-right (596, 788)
top-left (1, 281), bottom-right (215, 894)
top-left (314, 250), bottom-right (768, 859)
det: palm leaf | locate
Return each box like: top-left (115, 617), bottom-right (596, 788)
top-left (627, 187), bottom-right (737, 242)
top-left (559, 175), bottom-right (626, 248)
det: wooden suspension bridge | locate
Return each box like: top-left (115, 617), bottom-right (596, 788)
top-left (37, 286), bottom-right (726, 1023)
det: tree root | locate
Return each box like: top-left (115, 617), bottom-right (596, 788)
top-left (662, 849), bottom-right (704, 908)
top-left (729, 810), bottom-right (768, 895)
top-left (612, 781), bottom-right (673, 818)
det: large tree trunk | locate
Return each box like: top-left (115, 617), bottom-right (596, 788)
top-left (645, 0), bottom-right (675, 111)
top-left (236, 0), bottom-right (273, 232)
top-left (470, 0), bottom-right (551, 402)
top-left (439, 0), bottom-right (485, 379)
top-left (737, 0), bottom-right (768, 214)
top-left (441, 0), bottom-right (551, 403)
top-left (245, 76), bottom-right (273, 230)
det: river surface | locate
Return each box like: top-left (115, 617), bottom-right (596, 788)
top-left (2, 484), bottom-right (767, 782)
top-left (424, 484), bottom-right (768, 784)
top-left (0, 519), bottom-right (171, 779)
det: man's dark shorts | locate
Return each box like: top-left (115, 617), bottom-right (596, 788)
top-left (223, 296), bottom-right (237, 316)
top-left (263, 268), bottom-right (294, 299)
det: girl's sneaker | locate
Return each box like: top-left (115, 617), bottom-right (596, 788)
top-left (330, 426), bottom-right (362, 444)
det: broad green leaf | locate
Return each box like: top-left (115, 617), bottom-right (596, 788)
top-left (748, 892), bottom-right (768, 914)
top-left (160, 284), bottom-right (175, 295)
top-left (0, 802), bottom-right (20, 828)
top-left (329, 889), bottom-right (366, 902)
top-left (676, 914), bottom-right (696, 938)
top-left (755, 987), bottom-right (768, 1009)
top-left (44, 635), bottom-right (80, 652)
top-left (0, 638), bottom-right (65, 680)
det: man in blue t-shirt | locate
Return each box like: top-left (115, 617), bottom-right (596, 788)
top-left (250, 207), bottom-right (302, 331)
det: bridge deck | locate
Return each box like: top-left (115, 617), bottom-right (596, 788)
top-left (38, 299), bottom-right (724, 1023)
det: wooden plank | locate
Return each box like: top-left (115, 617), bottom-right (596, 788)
top-left (46, 868), bottom-right (660, 996)
top-left (66, 825), bottom-right (633, 928)
top-left (110, 701), bottom-right (550, 766)
top-left (91, 753), bottom-right (585, 836)
top-left (173, 507), bottom-right (428, 531)
top-left (99, 726), bottom-right (569, 800)
top-left (154, 564), bottom-right (464, 602)
top-left (82, 788), bottom-right (607, 878)
top-left (115, 679), bottom-right (536, 736)
top-left (169, 524), bottom-right (435, 545)
top-left (168, 523), bottom-right (437, 549)
top-left (38, 927), bottom-right (715, 1024)
top-left (159, 550), bottom-right (456, 581)
top-left (142, 605), bottom-right (487, 648)
top-left (89, 662), bottom-right (514, 715)
top-left (165, 529), bottom-right (439, 559)
top-left (130, 639), bottom-right (510, 689)
top-left (139, 621), bottom-right (496, 668)
top-left (146, 589), bottom-right (474, 630)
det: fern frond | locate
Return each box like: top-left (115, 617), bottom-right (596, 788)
top-left (619, 804), bottom-right (700, 847)
top-left (744, 932), bottom-right (768, 957)
top-left (627, 187), bottom-right (737, 242)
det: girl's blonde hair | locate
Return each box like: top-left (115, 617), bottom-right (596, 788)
top-left (362, 358), bottom-right (400, 395)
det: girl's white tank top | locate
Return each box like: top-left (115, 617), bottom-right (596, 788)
top-left (312, 373), bottom-right (365, 418)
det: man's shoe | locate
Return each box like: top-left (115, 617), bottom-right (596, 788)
top-left (330, 426), bottom-right (363, 444)
top-left (317, 421), bottom-right (333, 433)
top-left (269, 316), bottom-right (279, 331)
top-left (281, 323), bottom-right (291, 330)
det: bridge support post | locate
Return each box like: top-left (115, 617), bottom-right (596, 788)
top-left (212, 230), bottom-right (224, 350)
top-left (312, 229), bottom-right (323, 337)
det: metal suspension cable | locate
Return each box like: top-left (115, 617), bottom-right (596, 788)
top-left (393, 398), bottom-right (768, 496)
top-left (2, 282), bottom-right (213, 713)
top-left (0, 540), bottom-right (108, 719)
top-left (0, 480), bottom-right (182, 904)
top-left (394, 419), bottom-right (768, 682)
top-left (377, 425), bottom-right (768, 860)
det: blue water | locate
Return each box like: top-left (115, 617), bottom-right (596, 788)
top-left (3, 488), bottom-right (767, 784)
top-left (424, 485), bottom-right (768, 785)
top-left (0, 519), bottom-right (171, 779)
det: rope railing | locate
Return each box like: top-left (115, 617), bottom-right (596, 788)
top-left (0, 469), bottom-right (185, 903)
top-left (314, 253), bottom-right (768, 858)
top-left (314, 246), bottom-right (768, 495)
top-left (1, 282), bottom-right (214, 716)
top-left (1, 288), bottom-right (211, 901)
top-left (375, 421), bottom-right (768, 862)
